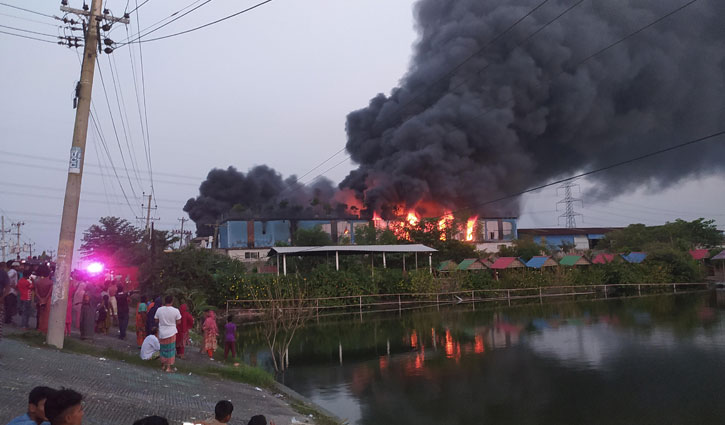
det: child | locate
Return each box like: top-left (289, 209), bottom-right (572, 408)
top-left (95, 295), bottom-right (109, 334)
top-left (224, 315), bottom-right (236, 360)
top-left (202, 310), bottom-right (218, 360)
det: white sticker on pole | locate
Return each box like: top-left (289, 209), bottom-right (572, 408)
top-left (69, 146), bottom-right (82, 174)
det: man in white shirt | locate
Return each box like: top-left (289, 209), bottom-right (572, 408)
top-left (140, 327), bottom-right (160, 361)
top-left (154, 295), bottom-right (181, 372)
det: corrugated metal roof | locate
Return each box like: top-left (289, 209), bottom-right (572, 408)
top-left (457, 259), bottom-right (476, 270)
top-left (621, 252), bottom-right (647, 264)
top-left (688, 249), bottom-right (710, 260)
top-left (712, 250), bottom-right (725, 260)
top-left (490, 257), bottom-right (526, 269)
top-left (592, 253), bottom-right (615, 264)
top-left (559, 255), bottom-right (590, 266)
top-left (518, 227), bottom-right (621, 236)
top-left (525, 256), bottom-right (556, 268)
top-left (268, 244), bottom-right (437, 255)
top-left (457, 258), bottom-right (489, 270)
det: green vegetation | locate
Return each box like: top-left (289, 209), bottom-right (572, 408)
top-left (599, 218), bottom-right (722, 252)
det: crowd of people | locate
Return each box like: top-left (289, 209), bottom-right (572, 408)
top-left (5, 387), bottom-right (277, 425)
top-left (1, 260), bottom-right (56, 337)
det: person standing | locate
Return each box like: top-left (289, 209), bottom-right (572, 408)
top-left (154, 295), bottom-right (181, 372)
top-left (175, 304), bottom-right (194, 359)
top-left (17, 273), bottom-right (33, 330)
top-left (115, 284), bottom-right (130, 340)
top-left (5, 260), bottom-right (19, 325)
top-left (223, 315), bottom-right (237, 360)
top-left (95, 296), bottom-right (109, 335)
top-left (79, 294), bottom-right (95, 340)
top-left (146, 297), bottom-right (161, 336)
top-left (33, 265), bottom-right (53, 334)
top-left (0, 262), bottom-right (7, 340)
top-left (202, 310), bottom-right (219, 360)
top-left (72, 281), bottom-right (86, 330)
top-left (65, 279), bottom-right (79, 336)
top-left (107, 282), bottom-right (118, 326)
top-left (136, 295), bottom-right (148, 348)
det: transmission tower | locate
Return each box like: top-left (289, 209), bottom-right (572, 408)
top-left (556, 181), bottom-right (583, 228)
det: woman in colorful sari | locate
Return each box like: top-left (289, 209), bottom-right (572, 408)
top-left (175, 304), bottom-right (194, 359)
top-left (136, 295), bottom-right (148, 347)
top-left (202, 310), bottom-right (218, 360)
top-left (146, 297), bottom-right (161, 335)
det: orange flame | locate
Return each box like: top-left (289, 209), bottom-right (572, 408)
top-left (438, 211), bottom-right (454, 241)
top-left (466, 216), bottom-right (478, 241)
top-left (406, 211), bottom-right (419, 226)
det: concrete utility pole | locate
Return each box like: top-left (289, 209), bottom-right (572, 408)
top-left (1, 216), bottom-right (9, 262)
top-left (137, 193), bottom-right (159, 238)
top-left (12, 221), bottom-right (24, 259)
top-left (178, 217), bottom-right (188, 249)
top-left (47, 0), bottom-right (128, 349)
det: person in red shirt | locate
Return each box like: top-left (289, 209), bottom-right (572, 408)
top-left (17, 275), bottom-right (33, 329)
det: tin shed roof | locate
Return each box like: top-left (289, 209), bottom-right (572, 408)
top-left (490, 257), bottom-right (526, 269)
top-left (559, 255), bottom-right (591, 266)
top-left (592, 253), bottom-right (616, 264)
top-left (621, 252), bottom-right (647, 263)
top-left (688, 249), bottom-right (710, 260)
top-left (712, 250), bottom-right (725, 260)
top-left (525, 256), bottom-right (557, 268)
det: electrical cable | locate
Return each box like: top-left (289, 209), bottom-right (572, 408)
top-left (133, 0), bottom-right (156, 202)
top-left (116, 0), bottom-right (207, 42)
top-left (0, 11), bottom-right (58, 27)
top-left (0, 23), bottom-right (58, 37)
top-left (0, 28), bottom-right (56, 43)
top-left (120, 0), bottom-right (272, 45)
top-left (95, 56), bottom-right (143, 201)
top-left (0, 2), bottom-right (55, 19)
top-left (119, 0), bottom-right (213, 45)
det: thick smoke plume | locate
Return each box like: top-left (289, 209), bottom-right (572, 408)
top-left (342, 0), bottom-right (725, 215)
top-left (187, 0), bottom-right (725, 233)
top-left (184, 166), bottom-right (356, 236)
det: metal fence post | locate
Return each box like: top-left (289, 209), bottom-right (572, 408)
top-left (398, 295), bottom-right (401, 315)
top-left (538, 288), bottom-right (542, 304)
top-left (316, 298), bottom-right (319, 321)
top-left (359, 295), bottom-right (363, 321)
top-left (507, 290), bottom-right (511, 306)
top-left (638, 284), bottom-right (641, 296)
top-left (472, 290), bottom-right (475, 310)
top-left (436, 293), bottom-right (439, 311)
top-left (673, 283), bottom-right (677, 293)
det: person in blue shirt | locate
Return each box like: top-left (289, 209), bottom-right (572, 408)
top-left (6, 386), bottom-right (56, 425)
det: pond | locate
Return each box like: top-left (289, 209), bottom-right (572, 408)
top-left (237, 291), bottom-right (725, 425)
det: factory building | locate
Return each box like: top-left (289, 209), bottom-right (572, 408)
top-left (216, 217), bottom-right (519, 261)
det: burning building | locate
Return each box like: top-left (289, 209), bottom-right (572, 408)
top-left (215, 216), bottom-right (517, 262)
top-left (185, 0), bottom-right (725, 252)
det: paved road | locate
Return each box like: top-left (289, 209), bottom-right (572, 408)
top-left (0, 338), bottom-right (310, 425)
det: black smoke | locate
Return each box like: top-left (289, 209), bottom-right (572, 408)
top-left (187, 0), bottom-right (725, 233)
top-left (341, 0), bottom-right (725, 214)
top-left (183, 166), bottom-right (356, 236)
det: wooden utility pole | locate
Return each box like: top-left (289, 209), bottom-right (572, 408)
top-left (47, 0), bottom-right (128, 349)
top-left (1, 216), bottom-right (8, 262)
top-left (12, 221), bottom-right (24, 259)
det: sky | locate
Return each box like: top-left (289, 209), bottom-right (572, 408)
top-left (0, 0), bottom-right (724, 264)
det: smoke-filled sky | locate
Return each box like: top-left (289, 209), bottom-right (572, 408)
top-left (1, 0), bottom-right (724, 262)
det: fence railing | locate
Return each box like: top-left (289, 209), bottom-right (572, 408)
top-left (225, 282), bottom-right (710, 321)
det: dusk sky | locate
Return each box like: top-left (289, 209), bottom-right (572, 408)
top-left (1, 0), bottom-right (723, 264)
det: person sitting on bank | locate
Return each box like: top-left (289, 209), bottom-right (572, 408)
top-left (140, 327), bottom-right (160, 361)
top-left (6, 386), bottom-right (57, 425)
top-left (202, 400), bottom-right (233, 425)
top-left (44, 388), bottom-right (84, 425)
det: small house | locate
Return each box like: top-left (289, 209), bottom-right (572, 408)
top-left (457, 258), bottom-right (490, 271)
top-left (592, 253), bottom-right (616, 264)
top-left (688, 249), bottom-right (710, 261)
top-left (559, 255), bottom-right (591, 267)
top-left (490, 257), bottom-right (527, 269)
top-left (437, 260), bottom-right (459, 273)
top-left (525, 256), bottom-right (558, 269)
top-left (621, 252), bottom-right (647, 264)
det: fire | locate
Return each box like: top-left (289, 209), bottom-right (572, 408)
top-left (466, 216), bottom-right (478, 241)
top-left (372, 211), bottom-right (386, 229)
top-left (406, 211), bottom-right (419, 226)
top-left (437, 211), bottom-right (454, 241)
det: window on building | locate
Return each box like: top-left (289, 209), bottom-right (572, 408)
top-left (245, 252), bottom-right (260, 259)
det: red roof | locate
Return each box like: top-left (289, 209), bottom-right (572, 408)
top-left (592, 253), bottom-right (615, 264)
top-left (490, 257), bottom-right (525, 269)
top-left (689, 249), bottom-right (710, 260)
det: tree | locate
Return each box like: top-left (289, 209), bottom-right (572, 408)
top-left (498, 237), bottom-right (548, 261)
top-left (600, 218), bottom-right (723, 252)
top-left (294, 225), bottom-right (332, 246)
top-left (81, 217), bottom-right (144, 265)
top-left (252, 277), bottom-right (313, 374)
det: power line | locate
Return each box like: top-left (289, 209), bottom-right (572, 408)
top-left (121, 0), bottom-right (273, 45)
top-left (116, 0), bottom-right (207, 42)
top-left (119, 0), bottom-right (212, 45)
top-left (127, 0), bottom-right (150, 14)
top-left (0, 2), bottom-right (55, 19)
top-left (133, 0), bottom-right (156, 201)
top-left (0, 11), bottom-right (58, 27)
top-left (0, 23), bottom-right (58, 37)
top-left (0, 28), bottom-right (57, 44)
